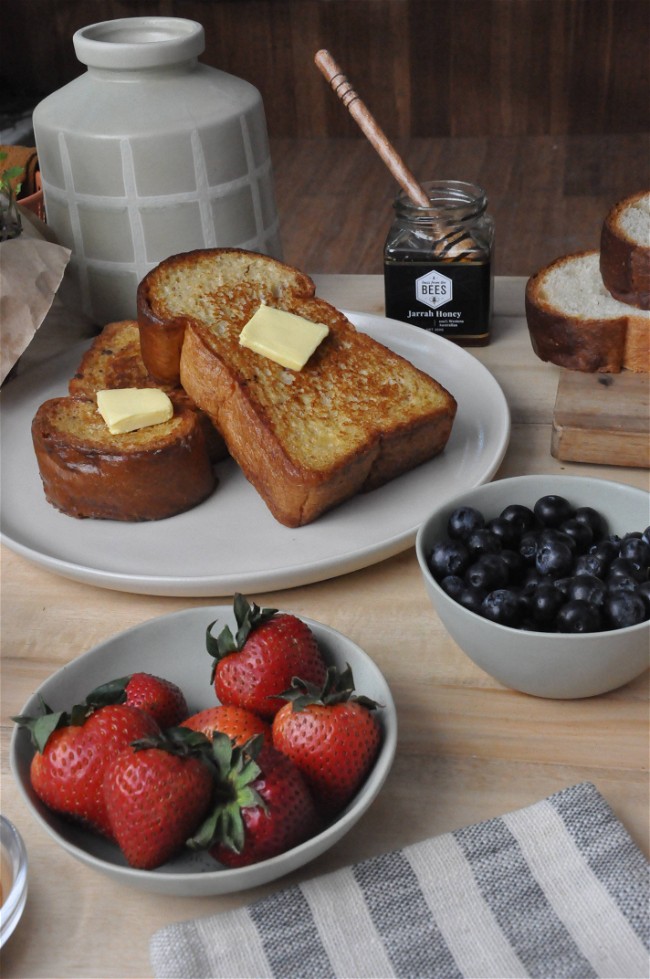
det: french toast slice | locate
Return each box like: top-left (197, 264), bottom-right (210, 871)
top-left (138, 249), bottom-right (315, 385)
top-left (32, 397), bottom-right (216, 521)
top-left (138, 248), bottom-right (457, 527)
top-left (69, 319), bottom-right (228, 462)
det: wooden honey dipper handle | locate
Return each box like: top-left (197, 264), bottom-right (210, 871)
top-left (314, 49), bottom-right (430, 208)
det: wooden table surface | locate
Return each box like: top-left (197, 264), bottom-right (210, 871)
top-left (1, 274), bottom-right (648, 979)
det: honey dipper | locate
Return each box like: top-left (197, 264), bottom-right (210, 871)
top-left (314, 49), bottom-right (430, 208)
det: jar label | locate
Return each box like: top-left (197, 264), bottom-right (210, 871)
top-left (384, 261), bottom-right (492, 341)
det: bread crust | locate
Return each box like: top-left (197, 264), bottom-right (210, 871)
top-left (137, 248), bottom-right (316, 385)
top-left (600, 190), bottom-right (650, 309)
top-left (32, 398), bottom-right (216, 521)
top-left (525, 250), bottom-right (650, 373)
top-left (68, 319), bottom-right (228, 463)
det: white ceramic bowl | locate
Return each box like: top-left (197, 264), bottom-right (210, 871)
top-left (10, 606), bottom-right (397, 896)
top-left (0, 816), bottom-right (28, 947)
top-left (416, 475), bottom-right (650, 699)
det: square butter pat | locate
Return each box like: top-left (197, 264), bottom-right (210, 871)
top-left (96, 388), bottom-right (173, 434)
top-left (239, 304), bottom-right (329, 370)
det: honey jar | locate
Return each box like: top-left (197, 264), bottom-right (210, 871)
top-left (384, 180), bottom-right (494, 345)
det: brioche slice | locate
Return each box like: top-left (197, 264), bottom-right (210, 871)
top-left (69, 319), bottom-right (227, 462)
top-left (138, 249), bottom-right (316, 385)
top-left (138, 248), bottom-right (457, 527)
top-left (32, 397), bottom-right (216, 521)
top-left (600, 190), bottom-right (650, 310)
top-left (525, 251), bottom-right (650, 373)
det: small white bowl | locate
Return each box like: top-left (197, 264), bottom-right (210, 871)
top-left (416, 475), bottom-right (650, 699)
top-left (0, 816), bottom-right (28, 947)
top-left (10, 605), bottom-right (396, 896)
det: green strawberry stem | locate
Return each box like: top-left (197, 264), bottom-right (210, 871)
top-left (274, 664), bottom-right (382, 712)
top-left (12, 695), bottom-right (96, 752)
top-left (206, 593), bottom-right (278, 682)
top-left (188, 732), bottom-right (267, 854)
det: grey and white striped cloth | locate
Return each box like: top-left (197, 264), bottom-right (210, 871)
top-left (150, 782), bottom-right (649, 979)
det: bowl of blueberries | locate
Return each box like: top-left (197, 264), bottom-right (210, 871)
top-left (415, 475), bottom-right (650, 699)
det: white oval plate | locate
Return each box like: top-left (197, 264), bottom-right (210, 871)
top-left (0, 311), bottom-right (510, 595)
top-left (10, 605), bottom-right (397, 896)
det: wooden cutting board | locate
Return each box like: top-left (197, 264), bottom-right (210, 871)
top-left (552, 370), bottom-right (650, 469)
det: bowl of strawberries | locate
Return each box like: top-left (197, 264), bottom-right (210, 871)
top-left (10, 595), bottom-right (397, 896)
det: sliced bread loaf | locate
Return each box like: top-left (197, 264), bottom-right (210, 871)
top-left (138, 248), bottom-right (457, 527)
top-left (32, 397), bottom-right (216, 521)
top-left (69, 319), bottom-right (228, 462)
top-left (525, 250), bottom-right (650, 373)
top-left (600, 190), bottom-right (650, 309)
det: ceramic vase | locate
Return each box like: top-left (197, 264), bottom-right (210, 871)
top-left (33, 17), bottom-right (282, 325)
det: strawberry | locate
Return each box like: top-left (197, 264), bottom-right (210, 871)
top-left (189, 733), bottom-right (320, 867)
top-left (206, 594), bottom-right (327, 720)
top-left (103, 728), bottom-right (214, 869)
top-left (181, 705), bottom-right (271, 745)
top-left (271, 665), bottom-right (382, 816)
top-left (14, 699), bottom-right (160, 838)
top-left (85, 673), bottom-right (189, 729)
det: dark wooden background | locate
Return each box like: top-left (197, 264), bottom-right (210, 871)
top-left (3, 0), bottom-right (649, 276)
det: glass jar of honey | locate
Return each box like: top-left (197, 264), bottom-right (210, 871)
top-left (384, 180), bottom-right (494, 346)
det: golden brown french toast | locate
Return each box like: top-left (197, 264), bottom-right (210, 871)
top-left (68, 319), bottom-right (227, 462)
top-left (32, 397), bottom-right (216, 521)
top-left (138, 248), bottom-right (457, 527)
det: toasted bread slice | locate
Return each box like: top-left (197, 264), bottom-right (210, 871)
top-left (69, 319), bottom-right (228, 462)
top-left (525, 250), bottom-right (650, 373)
top-left (32, 396), bottom-right (216, 521)
top-left (138, 250), bottom-right (315, 385)
top-left (138, 248), bottom-right (457, 527)
top-left (600, 190), bottom-right (650, 310)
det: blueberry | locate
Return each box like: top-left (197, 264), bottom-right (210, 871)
top-left (466, 528), bottom-right (502, 558)
top-left (499, 503), bottom-right (536, 536)
top-left (458, 585), bottom-right (487, 615)
top-left (529, 582), bottom-right (565, 626)
top-left (637, 580), bottom-right (650, 613)
top-left (465, 554), bottom-right (509, 591)
top-left (589, 539), bottom-right (619, 568)
top-left (519, 531), bottom-right (540, 564)
top-left (560, 518), bottom-right (594, 554)
top-left (609, 557), bottom-right (647, 584)
top-left (642, 527), bottom-right (650, 548)
top-left (605, 593), bottom-right (648, 629)
top-left (447, 506), bottom-right (485, 541)
top-left (607, 573), bottom-right (640, 595)
top-left (486, 516), bottom-right (519, 550)
top-left (534, 494), bottom-right (574, 528)
top-left (440, 575), bottom-right (465, 600)
top-left (538, 527), bottom-right (576, 552)
top-left (481, 589), bottom-right (521, 626)
top-left (573, 551), bottom-right (609, 579)
top-left (536, 539), bottom-right (574, 578)
top-left (556, 600), bottom-right (603, 633)
top-left (618, 536), bottom-right (650, 572)
top-left (427, 539), bottom-right (471, 580)
top-left (500, 548), bottom-right (526, 581)
top-left (574, 506), bottom-right (607, 539)
top-left (561, 574), bottom-right (607, 607)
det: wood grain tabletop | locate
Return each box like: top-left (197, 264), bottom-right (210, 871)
top-left (1, 272), bottom-right (648, 979)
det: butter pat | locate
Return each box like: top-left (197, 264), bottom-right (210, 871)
top-left (96, 388), bottom-right (173, 434)
top-left (239, 304), bottom-right (329, 370)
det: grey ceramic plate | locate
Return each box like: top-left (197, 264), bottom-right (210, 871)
top-left (0, 311), bottom-right (510, 596)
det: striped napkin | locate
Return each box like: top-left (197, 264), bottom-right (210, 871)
top-left (150, 782), bottom-right (649, 979)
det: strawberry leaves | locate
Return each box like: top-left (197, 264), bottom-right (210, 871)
top-left (275, 664), bottom-right (381, 713)
top-left (206, 593), bottom-right (278, 679)
top-left (188, 733), bottom-right (267, 855)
